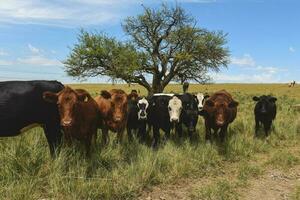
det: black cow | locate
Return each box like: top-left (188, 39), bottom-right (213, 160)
top-left (0, 80), bottom-right (64, 156)
top-left (177, 93), bottom-right (199, 141)
top-left (148, 94), bottom-right (182, 148)
top-left (126, 91), bottom-right (148, 142)
top-left (253, 95), bottom-right (277, 137)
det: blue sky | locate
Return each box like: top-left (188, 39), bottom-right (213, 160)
top-left (0, 0), bottom-right (299, 83)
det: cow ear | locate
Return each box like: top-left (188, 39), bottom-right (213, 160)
top-left (77, 93), bottom-right (90, 102)
top-left (101, 90), bottom-right (111, 99)
top-left (205, 99), bottom-right (214, 107)
top-left (229, 100), bottom-right (239, 108)
top-left (269, 97), bottom-right (277, 103)
top-left (43, 91), bottom-right (58, 103)
top-left (253, 96), bottom-right (260, 101)
top-left (75, 89), bottom-right (90, 102)
top-left (204, 94), bottom-right (210, 99)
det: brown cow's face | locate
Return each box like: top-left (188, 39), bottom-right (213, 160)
top-left (205, 99), bottom-right (238, 127)
top-left (57, 89), bottom-right (78, 127)
top-left (43, 87), bottom-right (88, 127)
top-left (111, 93), bottom-right (128, 122)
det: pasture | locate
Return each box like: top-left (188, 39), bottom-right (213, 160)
top-left (1, 83), bottom-right (300, 199)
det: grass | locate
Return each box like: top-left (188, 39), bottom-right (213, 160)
top-left (0, 83), bottom-right (300, 199)
top-left (190, 179), bottom-right (239, 200)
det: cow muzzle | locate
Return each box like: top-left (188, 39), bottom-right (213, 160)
top-left (170, 117), bottom-right (179, 123)
top-left (216, 120), bottom-right (225, 126)
top-left (138, 111), bottom-right (147, 120)
top-left (61, 119), bottom-right (72, 127)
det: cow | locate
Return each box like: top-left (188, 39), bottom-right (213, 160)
top-left (148, 94), bottom-right (182, 148)
top-left (253, 95), bottom-right (277, 137)
top-left (43, 87), bottom-right (100, 155)
top-left (126, 90), bottom-right (148, 142)
top-left (196, 93), bottom-right (210, 111)
top-left (0, 80), bottom-right (64, 157)
top-left (288, 81), bottom-right (296, 87)
top-left (94, 89), bottom-right (128, 144)
top-left (177, 93), bottom-right (199, 140)
top-left (199, 90), bottom-right (239, 142)
top-left (183, 82), bottom-right (189, 93)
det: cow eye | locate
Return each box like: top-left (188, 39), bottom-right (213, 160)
top-left (168, 106), bottom-right (171, 111)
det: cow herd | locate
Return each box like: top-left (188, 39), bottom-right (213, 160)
top-left (0, 80), bottom-right (278, 157)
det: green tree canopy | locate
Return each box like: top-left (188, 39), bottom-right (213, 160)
top-left (64, 4), bottom-right (229, 94)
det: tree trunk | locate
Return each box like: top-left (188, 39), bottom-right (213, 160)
top-left (149, 75), bottom-right (164, 95)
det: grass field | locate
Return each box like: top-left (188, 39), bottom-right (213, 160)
top-left (0, 83), bottom-right (300, 199)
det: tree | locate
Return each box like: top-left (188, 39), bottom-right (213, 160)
top-left (64, 4), bottom-right (229, 94)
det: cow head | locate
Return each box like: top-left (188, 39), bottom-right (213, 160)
top-left (196, 93), bottom-right (210, 111)
top-left (253, 95), bottom-right (277, 115)
top-left (43, 86), bottom-right (90, 127)
top-left (101, 89), bottom-right (128, 123)
top-left (137, 97), bottom-right (149, 120)
top-left (168, 96), bottom-right (182, 123)
top-left (180, 93), bottom-right (199, 132)
top-left (202, 98), bottom-right (239, 127)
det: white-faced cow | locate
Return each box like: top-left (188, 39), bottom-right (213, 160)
top-left (147, 94), bottom-right (182, 148)
top-left (126, 90), bottom-right (149, 142)
top-left (196, 93), bottom-right (210, 111)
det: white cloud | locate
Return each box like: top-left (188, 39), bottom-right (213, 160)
top-left (17, 44), bottom-right (62, 66)
top-left (216, 53), bottom-right (288, 83)
top-left (0, 0), bottom-right (217, 27)
top-left (0, 49), bottom-right (8, 56)
top-left (17, 55), bottom-right (63, 66)
top-left (0, 60), bottom-right (13, 66)
top-left (289, 46), bottom-right (295, 53)
top-left (231, 54), bottom-right (256, 67)
top-left (212, 73), bottom-right (281, 83)
top-left (28, 44), bottom-right (40, 54)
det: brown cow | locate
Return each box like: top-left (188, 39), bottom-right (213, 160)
top-left (94, 89), bottom-right (128, 144)
top-left (43, 86), bottom-right (100, 155)
top-left (199, 90), bottom-right (238, 142)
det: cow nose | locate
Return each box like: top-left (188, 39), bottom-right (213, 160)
top-left (170, 118), bottom-right (179, 123)
top-left (62, 120), bottom-right (72, 127)
top-left (198, 106), bottom-right (203, 110)
top-left (140, 111), bottom-right (146, 117)
top-left (261, 109), bottom-right (267, 114)
top-left (216, 120), bottom-right (224, 126)
top-left (115, 117), bottom-right (121, 122)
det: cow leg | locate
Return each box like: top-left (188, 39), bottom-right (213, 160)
top-left (264, 121), bottom-right (272, 137)
top-left (127, 127), bottom-right (133, 142)
top-left (219, 125), bottom-right (228, 143)
top-left (101, 126), bottom-right (109, 145)
top-left (175, 123), bottom-right (183, 138)
top-left (255, 118), bottom-right (260, 137)
top-left (43, 123), bottom-right (62, 158)
top-left (138, 121), bottom-right (147, 143)
top-left (117, 130), bottom-right (124, 143)
top-left (85, 132), bottom-right (93, 157)
top-left (152, 126), bottom-right (160, 149)
top-left (205, 121), bottom-right (212, 142)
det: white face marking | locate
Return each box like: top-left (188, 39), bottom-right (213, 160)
top-left (168, 96), bottom-right (182, 122)
top-left (137, 97), bottom-right (149, 120)
top-left (196, 93), bottom-right (205, 110)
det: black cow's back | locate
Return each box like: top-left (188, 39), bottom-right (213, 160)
top-left (0, 80), bottom-right (64, 136)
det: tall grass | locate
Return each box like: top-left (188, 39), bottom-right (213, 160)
top-left (0, 84), bottom-right (299, 199)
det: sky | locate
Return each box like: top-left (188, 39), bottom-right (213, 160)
top-left (0, 0), bottom-right (299, 84)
